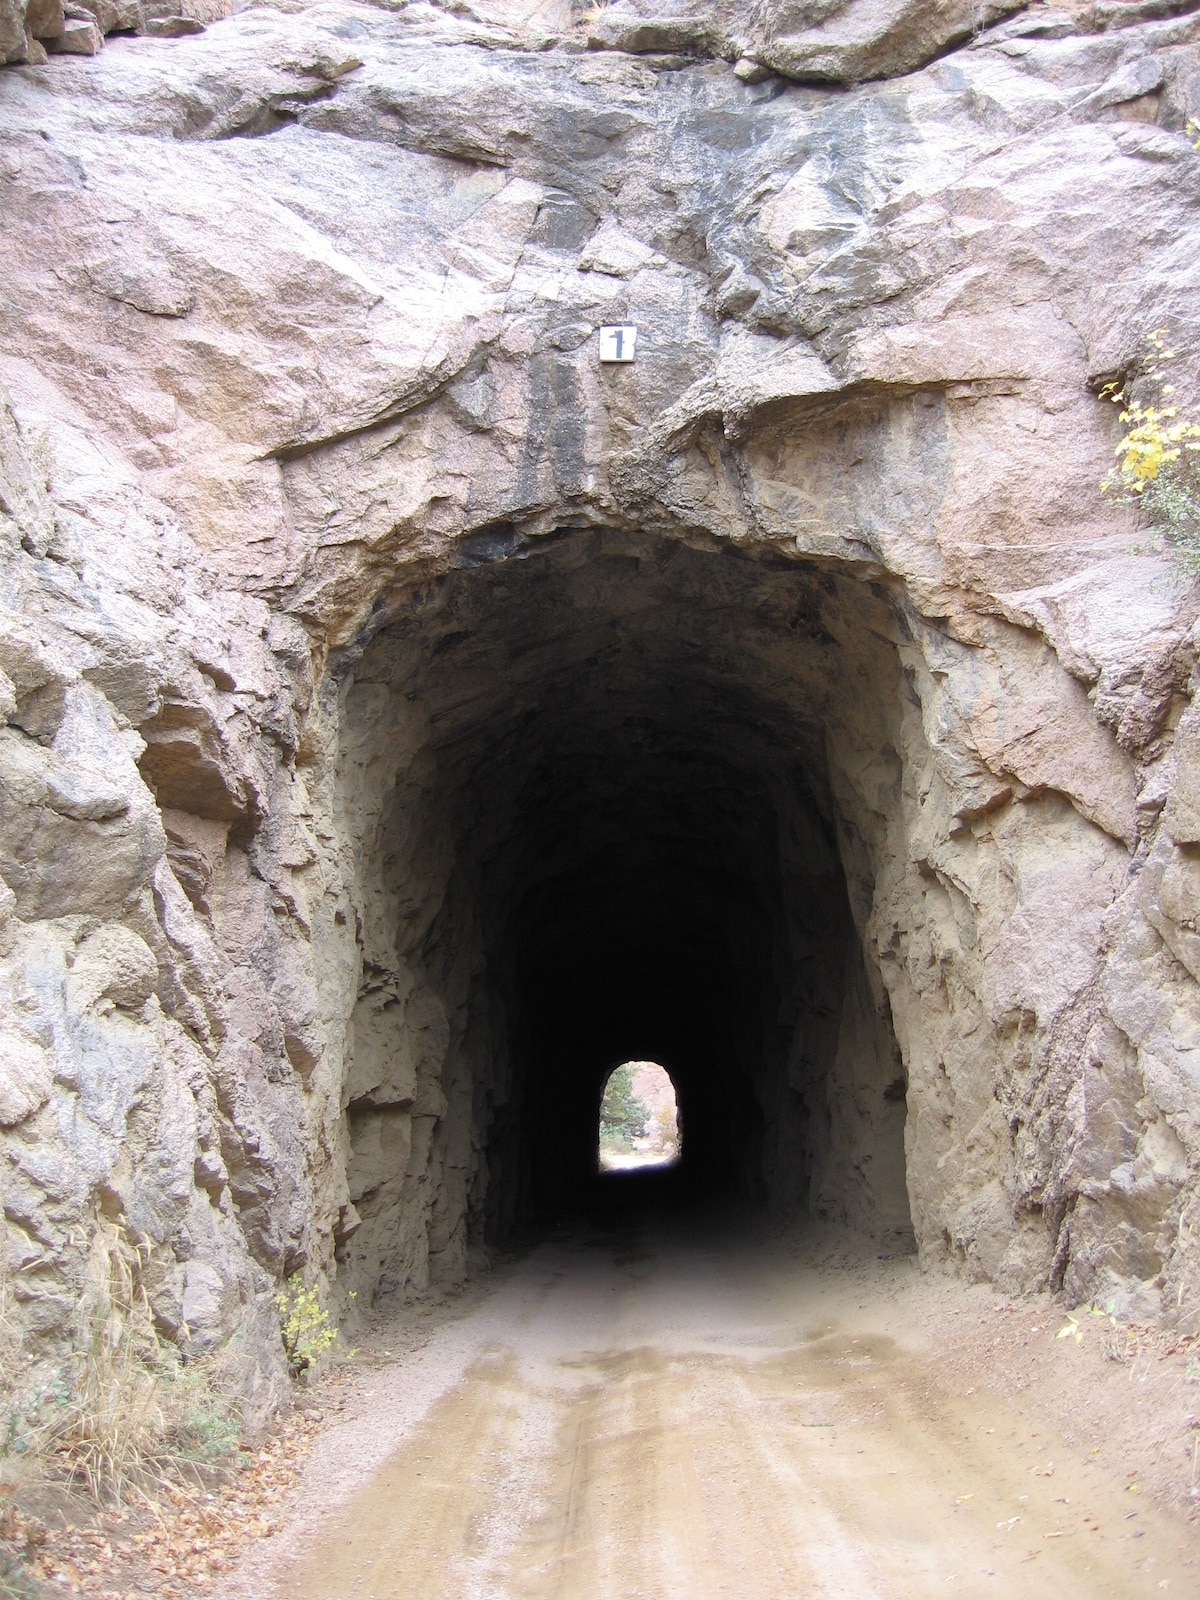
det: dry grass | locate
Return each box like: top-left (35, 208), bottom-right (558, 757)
top-left (20, 1402), bottom-right (327, 1595)
top-left (57, 1223), bottom-right (244, 1504)
top-left (1, 1240), bottom-right (40, 1600)
top-left (36, 1217), bottom-right (168, 1503)
top-left (0, 1217), bottom-right (251, 1599)
top-left (3, 1217), bottom-right (242, 1509)
top-left (0, 1213), bottom-right (330, 1598)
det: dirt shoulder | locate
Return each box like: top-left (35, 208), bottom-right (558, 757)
top-left (784, 1228), bottom-right (1200, 1527)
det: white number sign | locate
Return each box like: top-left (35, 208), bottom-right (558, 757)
top-left (599, 325), bottom-right (638, 363)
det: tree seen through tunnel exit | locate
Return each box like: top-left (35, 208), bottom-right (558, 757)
top-left (598, 1062), bottom-right (680, 1172)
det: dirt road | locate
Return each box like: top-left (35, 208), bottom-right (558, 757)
top-left (221, 1204), bottom-right (1200, 1600)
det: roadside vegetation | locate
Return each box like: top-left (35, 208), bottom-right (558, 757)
top-left (1097, 126), bottom-right (1200, 570)
top-left (0, 1217), bottom-right (345, 1593)
top-left (276, 1274), bottom-right (345, 1379)
top-left (1, 1219), bottom-right (242, 1500)
top-left (1102, 328), bottom-right (1200, 572)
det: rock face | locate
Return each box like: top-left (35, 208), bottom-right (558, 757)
top-left (2, 0), bottom-right (1200, 1401)
top-left (586, 0), bottom-right (1030, 82)
top-left (0, 0), bottom-right (225, 66)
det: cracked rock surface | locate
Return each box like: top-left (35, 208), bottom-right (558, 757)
top-left (2, 0), bottom-right (1200, 1402)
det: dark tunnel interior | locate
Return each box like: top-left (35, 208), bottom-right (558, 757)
top-left (336, 527), bottom-right (915, 1301)
top-left (488, 724), bottom-right (805, 1224)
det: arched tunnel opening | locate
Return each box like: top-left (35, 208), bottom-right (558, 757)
top-left (334, 526), bottom-right (916, 1305)
top-left (597, 1061), bottom-right (680, 1173)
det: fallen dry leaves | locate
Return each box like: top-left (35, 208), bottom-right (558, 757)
top-left (4, 1400), bottom-right (330, 1598)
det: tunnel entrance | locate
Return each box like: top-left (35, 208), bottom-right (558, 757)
top-left (335, 527), bottom-right (916, 1305)
top-left (598, 1062), bottom-right (680, 1173)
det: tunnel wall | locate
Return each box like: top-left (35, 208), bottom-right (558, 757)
top-left (3, 1), bottom-right (1200, 1405)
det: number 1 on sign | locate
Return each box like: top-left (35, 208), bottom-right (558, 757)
top-left (599, 325), bottom-right (637, 363)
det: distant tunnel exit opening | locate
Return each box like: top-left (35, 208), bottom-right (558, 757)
top-left (598, 1061), bottom-right (680, 1174)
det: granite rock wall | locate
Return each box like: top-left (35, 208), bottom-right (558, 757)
top-left (2, 0), bottom-right (1200, 1400)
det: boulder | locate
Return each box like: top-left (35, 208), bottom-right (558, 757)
top-left (0, 0), bottom-right (28, 64)
top-left (47, 12), bottom-right (102, 50)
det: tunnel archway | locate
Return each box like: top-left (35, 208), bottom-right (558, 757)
top-left (334, 527), bottom-right (916, 1303)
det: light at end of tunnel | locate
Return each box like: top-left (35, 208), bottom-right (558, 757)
top-left (598, 1061), bottom-right (680, 1173)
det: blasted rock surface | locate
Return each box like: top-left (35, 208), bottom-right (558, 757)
top-left (2, 0), bottom-right (1200, 1399)
top-left (586, 0), bottom-right (1029, 83)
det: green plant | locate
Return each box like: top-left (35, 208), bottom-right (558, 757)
top-left (598, 1064), bottom-right (649, 1151)
top-left (159, 1358), bottom-right (243, 1470)
top-left (275, 1277), bottom-right (340, 1378)
top-left (1101, 329), bottom-right (1200, 571)
top-left (2, 1373), bottom-right (71, 1464)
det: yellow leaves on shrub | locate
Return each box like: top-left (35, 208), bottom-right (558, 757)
top-left (1100, 329), bottom-right (1200, 570)
top-left (275, 1276), bottom-right (349, 1379)
top-left (1102, 330), bottom-right (1199, 490)
top-left (1107, 403), bottom-right (1200, 490)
